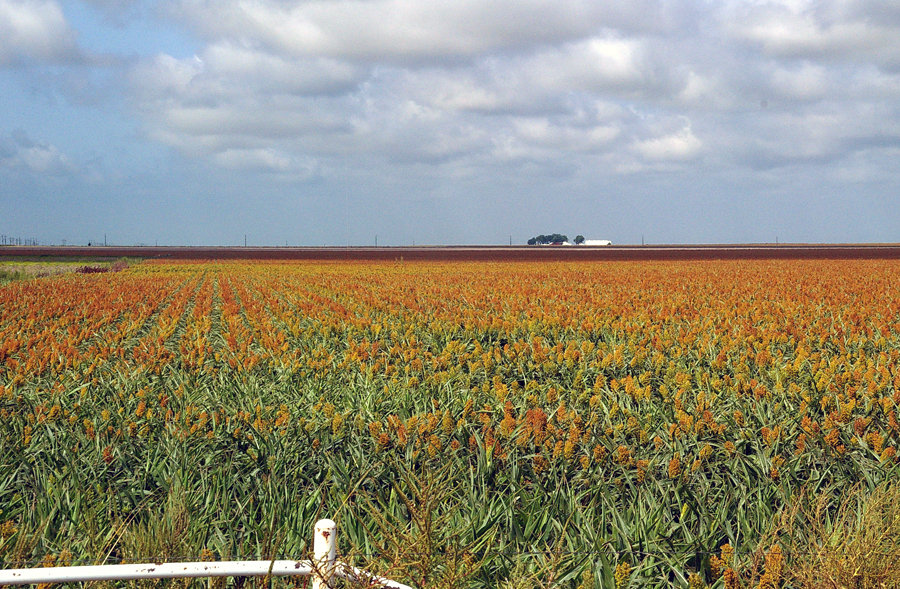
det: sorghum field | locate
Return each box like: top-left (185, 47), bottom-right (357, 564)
top-left (3, 259), bottom-right (900, 588)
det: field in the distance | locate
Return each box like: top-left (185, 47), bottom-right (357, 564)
top-left (3, 258), bottom-right (900, 587)
top-left (0, 259), bottom-right (131, 286)
top-left (8, 243), bottom-right (900, 261)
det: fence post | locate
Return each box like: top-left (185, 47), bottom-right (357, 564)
top-left (311, 519), bottom-right (337, 589)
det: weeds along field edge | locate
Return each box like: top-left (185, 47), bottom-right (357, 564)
top-left (3, 259), bottom-right (900, 588)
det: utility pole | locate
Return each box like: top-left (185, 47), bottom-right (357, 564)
top-left (244, 234), bottom-right (247, 247)
top-left (375, 235), bottom-right (378, 247)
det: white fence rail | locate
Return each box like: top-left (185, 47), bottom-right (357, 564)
top-left (0, 519), bottom-right (412, 589)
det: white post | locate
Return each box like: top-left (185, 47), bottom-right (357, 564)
top-left (311, 519), bottom-right (337, 589)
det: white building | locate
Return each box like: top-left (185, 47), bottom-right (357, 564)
top-left (581, 239), bottom-right (612, 246)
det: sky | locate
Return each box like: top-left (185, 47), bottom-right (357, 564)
top-left (2, 0), bottom-right (900, 246)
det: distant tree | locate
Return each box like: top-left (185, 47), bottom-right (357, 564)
top-left (574, 235), bottom-right (585, 245)
top-left (527, 233), bottom-right (569, 245)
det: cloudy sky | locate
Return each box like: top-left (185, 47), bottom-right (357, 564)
top-left (2, 0), bottom-right (900, 246)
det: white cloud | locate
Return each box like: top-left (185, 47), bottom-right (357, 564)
top-left (131, 53), bottom-right (203, 98)
top-left (512, 116), bottom-right (620, 151)
top-left (212, 147), bottom-right (318, 178)
top-left (725, 0), bottom-right (900, 67)
top-left (631, 123), bottom-right (702, 162)
top-left (0, 0), bottom-right (79, 65)
top-left (769, 62), bottom-right (829, 101)
top-left (715, 96), bottom-right (900, 171)
top-left (129, 49), bottom-right (358, 158)
top-left (122, 2), bottom-right (685, 177)
top-left (0, 130), bottom-right (75, 175)
top-left (512, 36), bottom-right (666, 97)
top-left (674, 70), bottom-right (733, 109)
top-left (168, 0), bottom-right (671, 62)
top-left (113, 0), bottom-right (900, 182)
top-left (202, 42), bottom-right (361, 95)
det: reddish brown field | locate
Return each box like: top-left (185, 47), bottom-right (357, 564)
top-left (4, 243), bottom-right (900, 261)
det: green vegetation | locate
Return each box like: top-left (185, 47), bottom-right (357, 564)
top-left (526, 234), bottom-right (569, 245)
top-left (0, 259), bottom-right (133, 285)
top-left (0, 267), bottom-right (30, 286)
